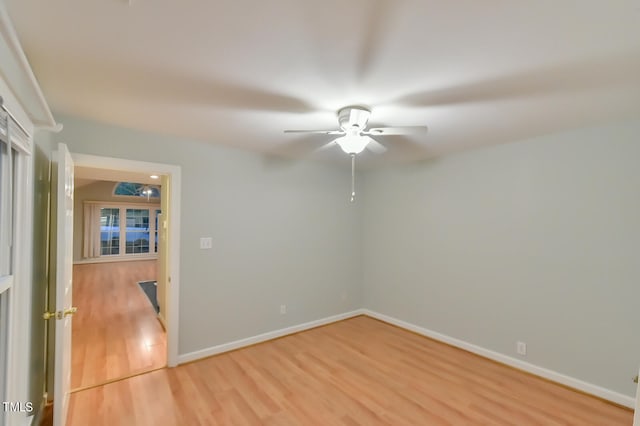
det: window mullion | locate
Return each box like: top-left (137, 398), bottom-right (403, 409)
top-left (120, 206), bottom-right (126, 255)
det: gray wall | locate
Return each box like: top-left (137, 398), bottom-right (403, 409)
top-left (53, 113), bottom-right (363, 354)
top-left (72, 180), bottom-right (161, 262)
top-left (361, 120), bottom-right (640, 397)
top-left (51, 112), bottom-right (639, 399)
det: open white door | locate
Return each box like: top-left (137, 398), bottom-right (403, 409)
top-left (53, 143), bottom-right (75, 426)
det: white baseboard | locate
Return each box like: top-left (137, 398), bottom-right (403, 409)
top-left (177, 309), bottom-right (365, 364)
top-left (73, 255), bottom-right (158, 265)
top-left (174, 307), bottom-right (634, 409)
top-left (361, 309), bottom-right (635, 409)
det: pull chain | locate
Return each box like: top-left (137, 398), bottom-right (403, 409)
top-left (350, 154), bottom-right (356, 203)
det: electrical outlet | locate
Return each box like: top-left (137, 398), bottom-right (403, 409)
top-left (516, 341), bottom-right (527, 356)
top-left (280, 304), bottom-right (286, 315)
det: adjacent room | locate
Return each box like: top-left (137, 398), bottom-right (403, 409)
top-left (71, 170), bottom-right (166, 390)
top-left (0, 1), bottom-right (638, 425)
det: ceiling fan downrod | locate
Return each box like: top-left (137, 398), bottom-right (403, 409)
top-left (350, 154), bottom-right (356, 203)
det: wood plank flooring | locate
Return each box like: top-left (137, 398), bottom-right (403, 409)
top-left (71, 260), bottom-right (166, 390)
top-left (67, 315), bottom-right (632, 425)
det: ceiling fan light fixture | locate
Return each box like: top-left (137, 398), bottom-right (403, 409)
top-left (335, 135), bottom-right (369, 154)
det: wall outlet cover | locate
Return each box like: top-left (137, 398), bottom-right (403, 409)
top-left (517, 341), bottom-right (527, 356)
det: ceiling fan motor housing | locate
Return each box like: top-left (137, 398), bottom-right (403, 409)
top-left (338, 106), bottom-right (371, 131)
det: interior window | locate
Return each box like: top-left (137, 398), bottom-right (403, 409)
top-left (113, 182), bottom-right (160, 198)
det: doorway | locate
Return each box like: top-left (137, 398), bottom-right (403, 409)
top-left (70, 174), bottom-right (165, 390)
top-left (67, 154), bottom-right (181, 374)
top-left (47, 148), bottom-right (182, 425)
top-left (70, 172), bottom-right (167, 392)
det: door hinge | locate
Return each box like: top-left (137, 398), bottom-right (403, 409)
top-left (634, 375), bottom-right (638, 384)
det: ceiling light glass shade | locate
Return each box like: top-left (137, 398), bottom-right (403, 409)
top-left (335, 135), bottom-right (369, 154)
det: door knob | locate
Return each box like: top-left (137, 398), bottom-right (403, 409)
top-left (634, 375), bottom-right (638, 384)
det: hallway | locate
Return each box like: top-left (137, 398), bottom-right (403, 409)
top-left (71, 260), bottom-right (166, 390)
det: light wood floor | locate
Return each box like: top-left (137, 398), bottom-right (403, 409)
top-left (71, 260), bottom-right (166, 390)
top-left (67, 315), bottom-right (632, 425)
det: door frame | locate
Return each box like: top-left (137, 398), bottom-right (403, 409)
top-left (634, 367), bottom-right (639, 426)
top-left (70, 153), bottom-right (181, 367)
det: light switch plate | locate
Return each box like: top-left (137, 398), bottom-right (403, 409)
top-left (199, 237), bottom-right (212, 249)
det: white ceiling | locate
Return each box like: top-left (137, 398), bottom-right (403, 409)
top-left (74, 166), bottom-right (160, 188)
top-left (6, 0), bottom-right (640, 165)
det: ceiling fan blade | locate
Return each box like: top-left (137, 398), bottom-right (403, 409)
top-left (284, 129), bottom-right (345, 135)
top-left (365, 136), bottom-right (387, 154)
top-left (85, 62), bottom-right (318, 113)
top-left (354, 0), bottom-right (396, 80)
top-left (268, 134), bottom-right (340, 158)
top-left (389, 54), bottom-right (640, 108)
top-left (365, 126), bottom-right (428, 136)
top-left (314, 139), bottom-right (339, 153)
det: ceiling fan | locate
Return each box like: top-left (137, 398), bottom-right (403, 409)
top-left (284, 105), bottom-right (428, 202)
top-left (284, 105), bottom-right (427, 154)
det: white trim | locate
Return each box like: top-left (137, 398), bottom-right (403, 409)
top-left (361, 309), bottom-right (636, 409)
top-left (178, 310), bottom-right (365, 364)
top-left (165, 166), bottom-right (180, 367)
top-left (3, 122), bottom-right (35, 426)
top-left (9, 119), bottom-right (31, 155)
top-left (70, 153), bottom-right (181, 367)
top-left (0, 275), bottom-right (11, 293)
top-left (0, 2), bottom-right (57, 129)
top-left (83, 200), bottom-right (161, 208)
top-left (18, 149), bottom-right (34, 416)
top-left (0, 66), bottom-right (34, 140)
